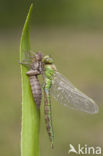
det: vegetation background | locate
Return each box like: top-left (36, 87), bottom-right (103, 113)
top-left (0, 0), bottom-right (103, 156)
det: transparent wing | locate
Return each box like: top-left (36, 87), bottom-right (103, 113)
top-left (51, 72), bottom-right (99, 114)
top-left (20, 51), bottom-right (35, 69)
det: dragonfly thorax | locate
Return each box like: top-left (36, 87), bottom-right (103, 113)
top-left (45, 65), bottom-right (56, 79)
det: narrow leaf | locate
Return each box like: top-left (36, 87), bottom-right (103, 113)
top-left (20, 4), bottom-right (40, 156)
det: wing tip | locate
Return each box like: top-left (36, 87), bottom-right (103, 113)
top-left (93, 105), bottom-right (99, 114)
top-left (88, 103), bottom-right (99, 114)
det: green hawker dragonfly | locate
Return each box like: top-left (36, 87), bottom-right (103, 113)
top-left (21, 51), bottom-right (99, 148)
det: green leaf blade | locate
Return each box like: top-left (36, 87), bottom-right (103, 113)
top-left (20, 4), bottom-right (40, 156)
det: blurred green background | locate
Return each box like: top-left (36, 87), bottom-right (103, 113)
top-left (0, 0), bottom-right (103, 156)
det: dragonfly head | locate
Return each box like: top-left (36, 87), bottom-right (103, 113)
top-left (43, 55), bottom-right (54, 64)
top-left (35, 52), bottom-right (43, 61)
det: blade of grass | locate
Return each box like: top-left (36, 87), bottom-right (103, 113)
top-left (20, 4), bottom-right (40, 156)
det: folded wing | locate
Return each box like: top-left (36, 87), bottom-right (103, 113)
top-left (51, 72), bottom-right (99, 114)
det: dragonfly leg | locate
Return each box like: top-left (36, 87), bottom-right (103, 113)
top-left (19, 59), bottom-right (31, 68)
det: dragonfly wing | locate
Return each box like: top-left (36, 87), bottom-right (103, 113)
top-left (21, 51), bottom-right (36, 69)
top-left (24, 51), bottom-right (35, 60)
top-left (51, 72), bottom-right (99, 114)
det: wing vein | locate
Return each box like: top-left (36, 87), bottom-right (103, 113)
top-left (51, 72), bottom-right (98, 114)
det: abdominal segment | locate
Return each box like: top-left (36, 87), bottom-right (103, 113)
top-left (29, 75), bottom-right (42, 108)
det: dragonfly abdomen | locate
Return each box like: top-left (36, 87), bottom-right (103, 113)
top-left (43, 63), bottom-right (56, 148)
top-left (44, 90), bottom-right (54, 148)
top-left (29, 75), bottom-right (42, 109)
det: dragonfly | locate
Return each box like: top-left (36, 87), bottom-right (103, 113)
top-left (20, 51), bottom-right (99, 148)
